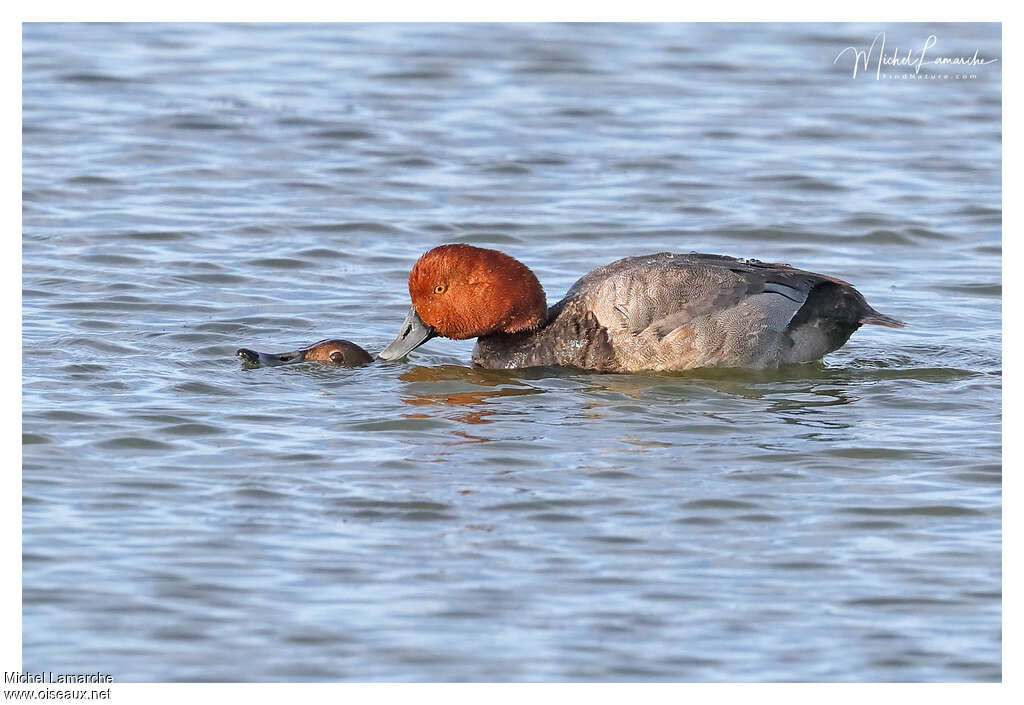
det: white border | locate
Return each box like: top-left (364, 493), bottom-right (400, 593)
top-left (9, 5), bottom-right (1013, 703)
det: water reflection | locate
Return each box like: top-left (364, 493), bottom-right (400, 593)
top-left (394, 360), bottom-right (867, 437)
top-left (399, 365), bottom-right (544, 426)
top-left (398, 364), bottom-right (534, 387)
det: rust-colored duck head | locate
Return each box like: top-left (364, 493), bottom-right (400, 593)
top-left (378, 244), bottom-right (547, 361)
top-left (237, 339), bottom-right (373, 367)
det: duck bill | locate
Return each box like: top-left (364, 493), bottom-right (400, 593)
top-left (237, 347), bottom-right (307, 367)
top-left (378, 305), bottom-right (436, 361)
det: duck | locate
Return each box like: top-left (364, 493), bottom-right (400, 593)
top-left (378, 244), bottom-right (905, 372)
top-left (237, 339), bottom-right (373, 367)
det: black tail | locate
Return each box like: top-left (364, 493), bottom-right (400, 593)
top-left (860, 311), bottom-right (907, 328)
top-left (787, 281), bottom-right (905, 359)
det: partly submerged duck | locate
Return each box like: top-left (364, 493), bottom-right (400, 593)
top-left (379, 244), bottom-right (905, 372)
top-left (237, 339), bottom-right (373, 367)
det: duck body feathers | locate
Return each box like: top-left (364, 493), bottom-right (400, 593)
top-left (472, 252), bottom-right (904, 372)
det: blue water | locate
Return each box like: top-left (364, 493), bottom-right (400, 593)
top-left (22, 23), bottom-right (1001, 681)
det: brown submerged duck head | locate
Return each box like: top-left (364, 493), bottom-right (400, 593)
top-left (237, 339), bottom-right (373, 367)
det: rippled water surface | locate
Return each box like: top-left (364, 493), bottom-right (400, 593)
top-left (22, 23), bottom-right (1001, 681)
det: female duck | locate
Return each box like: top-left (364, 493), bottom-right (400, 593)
top-left (378, 244), bottom-right (904, 372)
top-left (237, 339), bottom-right (373, 367)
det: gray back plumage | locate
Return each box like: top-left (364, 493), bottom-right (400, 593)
top-left (473, 252), bottom-right (902, 371)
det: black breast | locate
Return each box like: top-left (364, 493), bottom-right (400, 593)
top-left (472, 298), bottom-right (617, 371)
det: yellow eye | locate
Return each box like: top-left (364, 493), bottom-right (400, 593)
top-left (433, 284), bottom-right (447, 295)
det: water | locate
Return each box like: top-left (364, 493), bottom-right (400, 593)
top-left (22, 23), bottom-right (1001, 682)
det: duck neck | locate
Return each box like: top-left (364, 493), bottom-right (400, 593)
top-left (472, 310), bottom-right (553, 369)
top-left (471, 300), bottom-right (616, 371)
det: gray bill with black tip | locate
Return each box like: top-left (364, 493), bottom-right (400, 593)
top-left (236, 348), bottom-right (306, 367)
top-left (377, 305), bottom-right (436, 361)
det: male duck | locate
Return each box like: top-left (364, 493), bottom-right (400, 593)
top-left (379, 244), bottom-right (905, 371)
